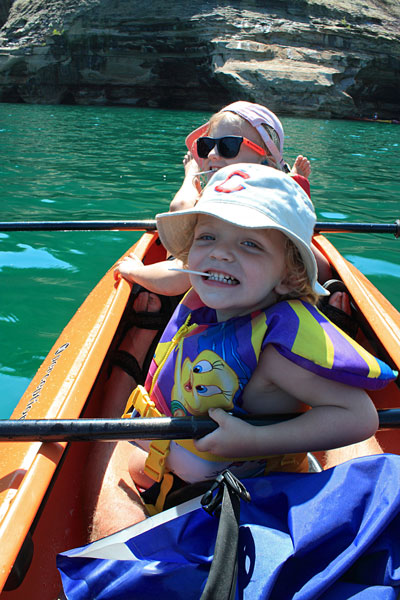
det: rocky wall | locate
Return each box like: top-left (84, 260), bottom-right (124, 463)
top-left (0, 0), bottom-right (399, 118)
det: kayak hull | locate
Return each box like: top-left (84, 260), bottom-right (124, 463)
top-left (1, 232), bottom-right (399, 597)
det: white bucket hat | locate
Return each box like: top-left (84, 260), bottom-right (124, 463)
top-left (156, 164), bottom-right (328, 297)
top-left (185, 101), bottom-right (286, 169)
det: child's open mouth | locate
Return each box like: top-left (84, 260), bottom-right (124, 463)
top-left (205, 271), bottom-right (239, 285)
top-left (168, 267), bottom-right (239, 284)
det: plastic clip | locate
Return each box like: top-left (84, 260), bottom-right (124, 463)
top-left (144, 439), bottom-right (171, 483)
top-left (201, 470), bottom-right (251, 516)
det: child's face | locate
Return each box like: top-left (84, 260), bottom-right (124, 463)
top-left (187, 215), bottom-right (290, 320)
top-left (202, 118), bottom-right (268, 175)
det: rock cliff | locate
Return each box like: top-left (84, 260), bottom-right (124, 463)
top-left (0, 0), bottom-right (399, 118)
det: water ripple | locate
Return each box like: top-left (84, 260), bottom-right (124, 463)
top-left (0, 244), bottom-right (76, 271)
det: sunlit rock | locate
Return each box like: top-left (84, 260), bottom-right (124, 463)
top-left (0, 0), bottom-right (399, 118)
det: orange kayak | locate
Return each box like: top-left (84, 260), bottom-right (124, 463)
top-left (0, 231), bottom-right (399, 598)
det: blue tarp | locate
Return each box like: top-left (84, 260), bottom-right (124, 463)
top-left (57, 454), bottom-right (400, 599)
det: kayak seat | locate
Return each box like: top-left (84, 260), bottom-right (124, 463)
top-left (108, 286), bottom-right (181, 385)
top-left (318, 279), bottom-right (359, 338)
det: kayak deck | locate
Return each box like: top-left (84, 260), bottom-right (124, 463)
top-left (0, 232), bottom-right (399, 598)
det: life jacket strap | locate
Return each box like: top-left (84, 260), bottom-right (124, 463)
top-left (144, 472), bottom-right (175, 515)
top-left (122, 384), bottom-right (163, 419)
top-left (144, 439), bottom-right (171, 482)
top-left (121, 384), bottom-right (171, 483)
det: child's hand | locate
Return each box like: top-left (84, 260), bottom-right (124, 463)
top-left (194, 408), bottom-right (255, 457)
top-left (114, 253), bottom-right (144, 283)
top-left (183, 152), bottom-right (202, 196)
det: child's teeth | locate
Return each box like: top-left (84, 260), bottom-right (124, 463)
top-left (207, 272), bottom-right (238, 284)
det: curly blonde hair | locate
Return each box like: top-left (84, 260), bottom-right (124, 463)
top-left (279, 237), bottom-right (320, 305)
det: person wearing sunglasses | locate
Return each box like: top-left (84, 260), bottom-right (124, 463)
top-left (170, 100), bottom-right (311, 214)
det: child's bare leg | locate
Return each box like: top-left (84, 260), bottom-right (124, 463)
top-left (102, 291), bottom-right (162, 417)
top-left (128, 442), bottom-right (155, 489)
top-left (85, 441), bottom-right (148, 542)
top-left (324, 436), bottom-right (383, 469)
top-left (57, 443), bottom-right (148, 597)
top-left (291, 155), bottom-right (311, 178)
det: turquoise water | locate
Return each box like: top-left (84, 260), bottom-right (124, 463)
top-left (1, 104), bottom-right (399, 417)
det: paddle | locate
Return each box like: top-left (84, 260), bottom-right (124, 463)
top-left (0, 220), bottom-right (399, 236)
top-left (0, 220), bottom-right (158, 232)
top-left (0, 410), bottom-right (398, 442)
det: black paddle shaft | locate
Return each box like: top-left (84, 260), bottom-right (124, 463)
top-left (0, 415), bottom-right (292, 442)
top-left (314, 220), bottom-right (400, 237)
top-left (0, 411), bottom-right (399, 442)
top-left (0, 220), bottom-right (399, 236)
top-left (0, 220), bottom-right (157, 232)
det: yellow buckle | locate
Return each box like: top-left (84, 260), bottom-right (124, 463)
top-left (144, 439), bottom-right (171, 482)
top-left (122, 385), bottom-right (161, 419)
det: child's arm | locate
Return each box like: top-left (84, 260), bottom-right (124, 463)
top-left (169, 153), bottom-right (202, 212)
top-left (115, 255), bottom-right (191, 296)
top-left (195, 346), bottom-right (378, 458)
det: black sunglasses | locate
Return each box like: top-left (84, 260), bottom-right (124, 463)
top-left (196, 136), bottom-right (265, 159)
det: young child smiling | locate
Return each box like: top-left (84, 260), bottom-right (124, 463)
top-left (121, 163), bottom-right (395, 501)
top-left (83, 163), bottom-right (396, 543)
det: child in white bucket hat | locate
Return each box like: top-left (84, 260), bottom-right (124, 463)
top-left (157, 162), bottom-right (326, 303)
top-left (120, 163), bottom-right (390, 508)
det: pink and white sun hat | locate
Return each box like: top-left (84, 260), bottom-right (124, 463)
top-left (157, 163), bottom-right (328, 297)
top-left (185, 101), bottom-right (286, 170)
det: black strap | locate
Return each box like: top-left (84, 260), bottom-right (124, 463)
top-left (200, 471), bottom-right (251, 600)
top-left (318, 279), bottom-right (359, 338)
top-left (109, 349), bottom-right (146, 384)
